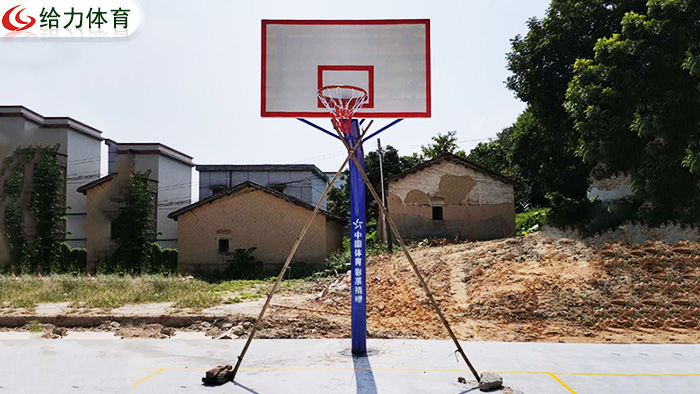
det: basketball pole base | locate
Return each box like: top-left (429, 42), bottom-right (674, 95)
top-left (347, 119), bottom-right (367, 355)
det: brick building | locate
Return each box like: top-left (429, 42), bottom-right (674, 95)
top-left (168, 181), bottom-right (344, 274)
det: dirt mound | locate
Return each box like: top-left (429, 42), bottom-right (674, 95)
top-left (309, 232), bottom-right (700, 343)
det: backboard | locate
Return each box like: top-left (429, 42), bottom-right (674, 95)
top-left (261, 19), bottom-right (431, 118)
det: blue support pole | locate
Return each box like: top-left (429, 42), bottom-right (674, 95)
top-left (296, 118), bottom-right (341, 140)
top-left (346, 119), bottom-right (367, 355)
top-left (362, 118), bottom-right (404, 141)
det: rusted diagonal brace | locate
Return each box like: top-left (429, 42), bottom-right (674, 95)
top-left (231, 120), bottom-right (373, 381)
top-left (332, 125), bottom-right (482, 382)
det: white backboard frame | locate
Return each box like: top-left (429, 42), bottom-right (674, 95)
top-left (261, 19), bottom-right (431, 118)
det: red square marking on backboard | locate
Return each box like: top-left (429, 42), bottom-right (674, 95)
top-left (317, 65), bottom-right (375, 109)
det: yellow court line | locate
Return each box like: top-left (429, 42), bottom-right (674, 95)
top-left (147, 366), bottom-right (700, 377)
top-left (130, 368), bottom-right (164, 389)
top-left (549, 373), bottom-right (578, 394)
top-left (491, 371), bottom-right (700, 377)
top-left (561, 372), bottom-right (700, 377)
top-left (129, 366), bottom-right (700, 390)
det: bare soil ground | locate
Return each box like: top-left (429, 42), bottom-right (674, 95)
top-left (300, 232), bottom-right (700, 343)
top-left (4, 233), bottom-right (699, 343)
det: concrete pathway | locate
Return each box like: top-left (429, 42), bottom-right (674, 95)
top-left (0, 339), bottom-right (698, 393)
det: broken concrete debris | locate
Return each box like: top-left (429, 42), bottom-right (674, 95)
top-left (232, 324), bottom-right (245, 336)
top-left (160, 326), bottom-right (175, 337)
top-left (202, 364), bottom-right (233, 386)
top-left (52, 327), bottom-right (68, 337)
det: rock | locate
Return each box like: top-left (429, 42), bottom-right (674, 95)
top-left (231, 325), bottom-right (245, 336)
top-left (221, 322), bottom-right (233, 329)
top-left (109, 321), bottom-right (121, 330)
top-left (160, 327), bottom-right (176, 337)
top-left (217, 329), bottom-right (238, 340)
top-left (200, 321), bottom-right (212, 329)
top-left (202, 364), bottom-right (233, 386)
top-left (479, 372), bottom-right (503, 391)
top-left (205, 328), bottom-right (221, 337)
top-left (242, 321), bottom-right (252, 329)
top-left (457, 376), bottom-right (467, 384)
top-left (52, 327), bottom-right (68, 337)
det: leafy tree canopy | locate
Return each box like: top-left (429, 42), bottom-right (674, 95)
top-left (420, 131), bottom-right (466, 159)
top-left (566, 0), bottom-right (700, 225)
top-left (497, 0), bottom-right (647, 208)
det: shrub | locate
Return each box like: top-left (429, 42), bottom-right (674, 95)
top-left (159, 248), bottom-right (178, 274)
top-left (320, 230), bottom-right (387, 277)
top-left (55, 243), bottom-right (87, 274)
top-left (516, 208), bottom-right (551, 234)
top-left (28, 320), bottom-right (43, 333)
top-left (98, 243), bottom-right (176, 276)
top-left (223, 247), bottom-right (262, 279)
top-left (325, 249), bottom-right (350, 273)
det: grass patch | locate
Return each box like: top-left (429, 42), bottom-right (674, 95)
top-left (28, 320), bottom-right (42, 333)
top-left (212, 278), bottom-right (305, 303)
top-left (0, 275), bottom-right (270, 310)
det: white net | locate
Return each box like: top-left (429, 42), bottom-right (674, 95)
top-left (317, 85), bottom-right (368, 134)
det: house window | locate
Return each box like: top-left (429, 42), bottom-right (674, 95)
top-left (211, 186), bottom-right (226, 195)
top-left (432, 206), bottom-right (444, 221)
top-left (218, 239), bottom-right (230, 253)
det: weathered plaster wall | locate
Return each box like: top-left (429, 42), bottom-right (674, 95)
top-left (84, 177), bottom-right (120, 272)
top-left (386, 161), bottom-right (514, 241)
top-left (588, 174), bottom-right (634, 202)
top-left (156, 155), bottom-right (192, 248)
top-left (65, 129), bottom-right (102, 247)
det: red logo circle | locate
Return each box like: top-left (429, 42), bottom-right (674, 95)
top-left (2, 5), bottom-right (36, 31)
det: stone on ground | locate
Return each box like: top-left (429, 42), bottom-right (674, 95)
top-left (479, 372), bottom-right (503, 391)
top-left (52, 327), bottom-right (68, 337)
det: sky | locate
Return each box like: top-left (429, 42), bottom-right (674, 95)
top-left (0, 0), bottom-right (551, 187)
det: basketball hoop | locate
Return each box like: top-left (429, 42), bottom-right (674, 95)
top-left (317, 85), bottom-right (368, 134)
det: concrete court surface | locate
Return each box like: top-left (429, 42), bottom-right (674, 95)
top-left (0, 338), bottom-right (699, 393)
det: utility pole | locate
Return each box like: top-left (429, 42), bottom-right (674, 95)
top-left (377, 139), bottom-right (393, 253)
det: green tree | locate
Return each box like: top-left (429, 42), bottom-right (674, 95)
top-left (399, 152), bottom-right (423, 171)
top-left (420, 131), bottom-right (466, 159)
top-left (467, 127), bottom-right (537, 211)
top-left (365, 145), bottom-right (403, 227)
top-left (327, 171), bottom-right (350, 222)
top-left (505, 0), bottom-right (647, 207)
top-left (467, 139), bottom-right (508, 175)
top-left (566, 0), bottom-right (700, 225)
